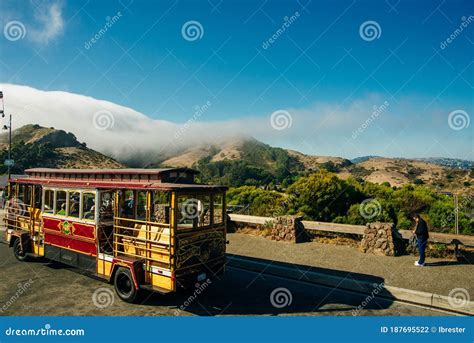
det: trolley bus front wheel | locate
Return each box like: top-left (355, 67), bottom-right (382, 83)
top-left (12, 238), bottom-right (29, 262)
top-left (114, 267), bottom-right (139, 303)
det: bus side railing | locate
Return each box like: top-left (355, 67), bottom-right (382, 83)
top-left (112, 216), bottom-right (172, 271)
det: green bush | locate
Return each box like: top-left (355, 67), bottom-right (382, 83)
top-left (286, 170), bottom-right (364, 221)
top-left (224, 170), bottom-right (473, 235)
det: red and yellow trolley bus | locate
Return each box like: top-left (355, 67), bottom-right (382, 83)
top-left (4, 168), bottom-right (227, 302)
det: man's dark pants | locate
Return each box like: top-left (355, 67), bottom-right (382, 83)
top-left (417, 238), bottom-right (427, 264)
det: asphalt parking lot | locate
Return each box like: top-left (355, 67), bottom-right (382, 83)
top-left (0, 242), bottom-right (448, 316)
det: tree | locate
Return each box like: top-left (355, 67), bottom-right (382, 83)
top-left (0, 141), bottom-right (57, 174)
top-left (286, 170), bottom-right (364, 221)
top-left (226, 186), bottom-right (287, 217)
top-left (342, 199), bottom-right (395, 225)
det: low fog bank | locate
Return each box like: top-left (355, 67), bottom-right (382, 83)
top-left (0, 84), bottom-right (251, 165)
top-left (1, 83), bottom-right (470, 163)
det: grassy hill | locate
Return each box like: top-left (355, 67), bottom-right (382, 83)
top-left (0, 124), bottom-right (124, 173)
top-left (181, 138), bottom-right (304, 187)
top-left (2, 124), bottom-right (471, 194)
top-left (158, 136), bottom-right (473, 192)
top-left (342, 157), bottom-right (473, 194)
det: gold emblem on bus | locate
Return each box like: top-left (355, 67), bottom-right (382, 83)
top-left (61, 221), bottom-right (72, 235)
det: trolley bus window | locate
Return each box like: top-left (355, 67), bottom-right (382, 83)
top-left (152, 191), bottom-right (170, 223)
top-left (55, 190), bottom-right (67, 216)
top-left (99, 191), bottom-right (113, 220)
top-left (43, 189), bottom-right (54, 214)
top-left (34, 185), bottom-right (42, 208)
top-left (68, 191), bottom-right (80, 218)
top-left (137, 191), bottom-right (147, 221)
top-left (199, 195), bottom-right (211, 227)
top-left (18, 184), bottom-right (29, 205)
top-left (177, 194), bottom-right (211, 229)
top-left (25, 186), bottom-right (32, 206)
top-left (178, 195), bottom-right (193, 228)
top-left (6, 183), bottom-right (15, 199)
top-left (122, 190), bottom-right (135, 217)
top-left (213, 193), bottom-right (224, 224)
top-left (17, 184), bottom-right (23, 201)
top-left (82, 192), bottom-right (96, 221)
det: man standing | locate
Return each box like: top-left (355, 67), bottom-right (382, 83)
top-left (412, 214), bottom-right (429, 266)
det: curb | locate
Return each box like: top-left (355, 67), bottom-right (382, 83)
top-left (227, 255), bottom-right (473, 316)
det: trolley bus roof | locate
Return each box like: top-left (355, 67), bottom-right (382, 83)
top-left (10, 168), bottom-right (227, 192)
top-left (25, 167), bottom-right (199, 175)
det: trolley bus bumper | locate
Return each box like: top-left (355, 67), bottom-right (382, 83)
top-left (175, 256), bottom-right (226, 289)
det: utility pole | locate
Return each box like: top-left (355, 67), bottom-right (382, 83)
top-left (0, 91), bottom-right (14, 202)
top-left (6, 114), bottom-right (11, 181)
top-left (454, 194), bottom-right (459, 235)
top-left (0, 91), bottom-right (13, 181)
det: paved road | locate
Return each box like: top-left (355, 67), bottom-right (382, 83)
top-left (0, 243), bottom-right (448, 316)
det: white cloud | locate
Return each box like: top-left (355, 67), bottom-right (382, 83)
top-left (0, 83), bottom-right (247, 163)
top-left (0, 83), bottom-right (471, 163)
top-left (28, 2), bottom-right (64, 44)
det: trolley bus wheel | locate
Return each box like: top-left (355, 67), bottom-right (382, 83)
top-left (114, 267), bottom-right (139, 303)
top-left (13, 238), bottom-right (28, 262)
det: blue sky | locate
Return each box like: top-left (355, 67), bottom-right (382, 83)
top-left (0, 0), bottom-right (472, 159)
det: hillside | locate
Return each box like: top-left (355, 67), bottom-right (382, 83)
top-left (160, 136), bottom-right (247, 167)
top-left (0, 124), bottom-right (124, 172)
top-left (157, 136), bottom-right (473, 192)
top-left (287, 150), bottom-right (352, 171)
top-left (1, 124), bottom-right (471, 193)
top-left (158, 137), bottom-right (303, 187)
top-left (289, 151), bottom-right (472, 193)
top-left (159, 138), bottom-right (472, 192)
top-left (343, 157), bottom-right (472, 193)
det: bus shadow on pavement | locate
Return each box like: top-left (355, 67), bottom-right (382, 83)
top-left (138, 254), bottom-right (394, 316)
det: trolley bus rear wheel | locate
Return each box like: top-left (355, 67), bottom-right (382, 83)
top-left (13, 238), bottom-right (28, 262)
top-left (114, 267), bottom-right (139, 303)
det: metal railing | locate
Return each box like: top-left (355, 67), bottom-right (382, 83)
top-left (112, 216), bottom-right (172, 269)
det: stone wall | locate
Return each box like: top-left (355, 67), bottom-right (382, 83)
top-left (269, 216), bottom-right (307, 243)
top-left (360, 222), bottom-right (405, 256)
